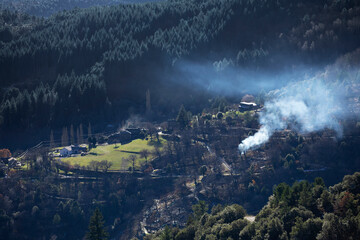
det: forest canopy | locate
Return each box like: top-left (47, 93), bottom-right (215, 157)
top-left (148, 172), bottom-right (360, 240)
top-left (1, 0), bottom-right (360, 145)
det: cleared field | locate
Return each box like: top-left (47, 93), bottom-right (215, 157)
top-left (60, 137), bottom-right (166, 170)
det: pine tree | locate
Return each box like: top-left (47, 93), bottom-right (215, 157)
top-left (146, 89), bottom-right (151, 114)
top-left (86, 208), bottom-right (108, 240)
top-left (161, 225), bottom-right (172, 240)
top-left (61, 127), bottom-right (69, 146)
top-left (77, 127), bottom-right (80, 145)
top-left (176, 105), bottom-right (189, 129)
top-left (88, 122), bottom-right (92, 138)
top-left (70, 124), bottom-right (75, 145)
top-left (50, 130), bottom-right (55, 149)
top-left (79, 123), bottom-right (84, 144)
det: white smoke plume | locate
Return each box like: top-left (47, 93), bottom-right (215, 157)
top-left (238, 76), bottom-right (347, 153)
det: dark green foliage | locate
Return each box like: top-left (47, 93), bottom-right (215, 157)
top-left (0, 0), bottom-right (152, 17)
top-left (1, 0), bottom-right (359, 136)
top-left (86, 208), bottom-right (108, 240)
top-left (175, 225), bottom-right (196, 240)
top-left (160, 226), bottom-right (173, 240)
top-left (176, 105), bottom-right (190, 129)
top-left (290, 217), bottom-right (322, 240)
top-left (150, 202), bottom-right (247, 240)
top-left (0, 73), bottom-right (108, 130)
top-left (88, 137), bottom-right (97, 149)
top-left (0, 210), bottom-right (11, 239)
top-left (151, 173), bottom-right (360, 240)
top-left (199, 165), bottom-right (207, 176)
top-left (217, 205), bottom-right (246, 223)
top-left (192, 200), bottom-right (209, 221)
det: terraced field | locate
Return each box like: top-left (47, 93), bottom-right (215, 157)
top-left (60, 137), bottom-right (165, 170)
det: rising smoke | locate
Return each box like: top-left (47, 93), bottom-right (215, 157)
top-left (238, 74), bottom-right (348, 154)
top-left (172, 59), bottom-right (316, 96)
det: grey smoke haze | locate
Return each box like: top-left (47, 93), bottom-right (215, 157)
top-left (172, 59), bottom-right (320, 96)
top-left (238, 73), bottom-right (348, 153)
top-left (170, 51), bottom-right (359, 153)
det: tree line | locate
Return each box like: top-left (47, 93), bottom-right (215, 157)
top-left (149, 172), bottom-right (360, 240)
top-left (0, 72), bottom-right (109, 131)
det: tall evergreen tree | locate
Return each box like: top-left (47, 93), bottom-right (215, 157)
top-left (146, 89), bottom-right (151, 114)
top-left (70, 125), bottom-right (75, 145)
top-left (176, 105), bottom-right (189, 129)
top-left (88, 123), bottom-right (92, 138)
top-left (61, 127), bottom-right (69, 146)
top-left (50, 130), bottom-right (55, 149)
top-left (86, 208), bottom-right (108, 240)
top-left (77, 127), bottom-right (81, 145)
top-left (79, 124), bottom-right (84, 144)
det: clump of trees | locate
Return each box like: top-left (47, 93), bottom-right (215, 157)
top-left (149, 172), bottom-right (360, 240)
top-left (0, 73), bottom-right (109, 130)
top-left (86, 208), bottom-right (108, 240)
top-left (0, 148), bottom-right (11, 158)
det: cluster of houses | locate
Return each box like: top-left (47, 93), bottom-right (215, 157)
top-left (57, 128), bottom-right (146, 158)
top-left (0, 157), bottom-right (21, 172)
top-left (59, 144), bottom-right (88, 157)
top-left (107, 128), bottom-right (145, 144)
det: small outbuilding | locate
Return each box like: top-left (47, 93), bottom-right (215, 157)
top-left (239, 102), bottom-right (257, 112)
top-left (71, 145), bottom-right (87, 154)
top-left (60, 145), bottom-right (88, 157)
top-left (60, 146), bottom-right (72, 157)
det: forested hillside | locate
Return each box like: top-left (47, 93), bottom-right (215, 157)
top-left (149, 172), bottom-right (360, 240)
top-left (1, 0), bottom-right (360, 148)
top-left (0, 0), bottom-right (161, 17)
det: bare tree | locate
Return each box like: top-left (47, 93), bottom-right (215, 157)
top-left (129, 155), bottom-right (137, 172)
top-left (99, 160), bottom-right (112, 172)
top-left (146, 123), bottom-right (156, 141)
top-left (152, 146), bottom-right (161, 160)
top-left (140, 149), bottom-right (150, 164)
top-left (89, 161), bottom-right (100, 172)
top-left (50, 130), bottom-right (55, 149)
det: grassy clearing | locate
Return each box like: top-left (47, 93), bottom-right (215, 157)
top-left (60, 137), bottom-right (166, 170)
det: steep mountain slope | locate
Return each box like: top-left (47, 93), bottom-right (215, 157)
top-left (0, 0), bottom-right (162, 17)
top-left (149, 172), bottom-right (360, 240)
top-left (0, 0), bottom-right (359, 147)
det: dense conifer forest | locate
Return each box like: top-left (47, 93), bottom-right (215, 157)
top-left (0, 0), bottom-right (161, 17)
top-left (1, 0), bottom-right (360, 148)
top-left (1, 1), bottom-right (360, 239)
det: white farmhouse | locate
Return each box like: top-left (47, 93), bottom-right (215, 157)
top-left (60, 146), bottom-right (72, 157)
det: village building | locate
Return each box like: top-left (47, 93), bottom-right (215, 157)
top-left (60, 145), bottom-right (88, 157)
top-left (108, 130), bottom-right (132, 144)
top-left (60, 146), bottom-right (72, 157)
top-left (8, 158), bottom-right (21, 169)
top-left (71, 144), bottom-right (87, 154)
top-left (239, 102), bottom-right (257, 112)
top-left (107, 128), bottom-right (145, 144)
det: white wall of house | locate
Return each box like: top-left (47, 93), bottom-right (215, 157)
top-left (60, 148), bottom-right (72, 157)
